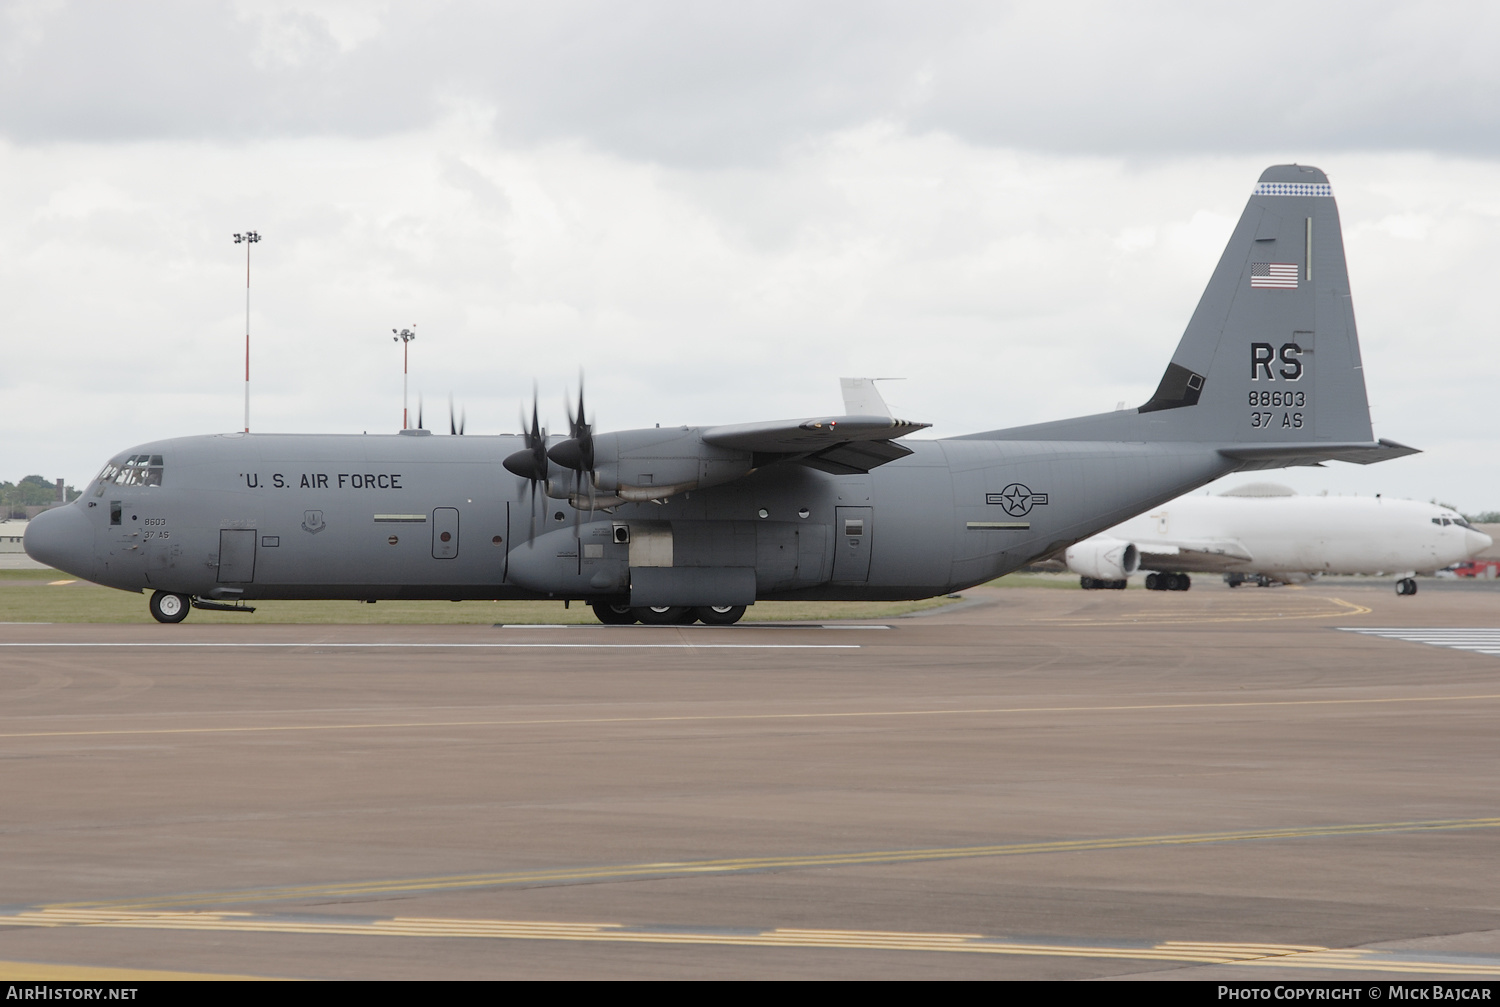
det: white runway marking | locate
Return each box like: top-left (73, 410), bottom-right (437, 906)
top-left (0, 642), bottom-right (858, 650)
top-left (495, 623), bottom-right (892, 631)
top-left (1340, 627), bottom-right (1500, 656)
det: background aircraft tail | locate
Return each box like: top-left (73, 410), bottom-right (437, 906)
top-left (981, 164), bottom-right (1414, 466)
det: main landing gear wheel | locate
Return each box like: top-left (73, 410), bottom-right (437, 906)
top-left (1146, 573), bottom-right (1191, 592)
top-left (634, 605), bottom-right (695, 625)
top-left (149, 591), bottom-right (191, 624)
top-left (591, 601), bottom-right (637, 625)
top-left (694, 605), bottom-right (747, 626)
top-left (1396, 577), bottom-right (1419, 596)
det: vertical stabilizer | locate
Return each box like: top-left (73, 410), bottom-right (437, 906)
top-left (840, 377), bottom-right (894, 418)
top-left (1139, 164), bottom-right (1373, 445)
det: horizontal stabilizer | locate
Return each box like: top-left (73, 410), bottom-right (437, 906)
top-left (1220, 438), bottom-right (1420, 469)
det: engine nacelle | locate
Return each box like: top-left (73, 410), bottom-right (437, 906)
top-left (1065, 537), bottom-right (1140, 581)
top-left (551, 427), bottom-right (755, 505)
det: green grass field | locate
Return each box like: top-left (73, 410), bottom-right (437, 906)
top-left (0, 568), bottom-right (1083, 625)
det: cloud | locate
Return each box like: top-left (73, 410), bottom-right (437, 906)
top-left (4, 2), bottom-right (1499, 162)
top-left (6, 116), bottom-right (1499, 506)
top-left (3, 3), bottom-right (1499, 512)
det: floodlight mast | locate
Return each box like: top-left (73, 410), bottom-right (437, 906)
top-left (232, 231), bottom-right (261, 432)
top-left (393, 326), bottom-right (417, 429)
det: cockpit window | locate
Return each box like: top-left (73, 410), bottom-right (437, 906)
top-left (94, 454), bottom-right (164, 495)
top-left (1453, 517), bottom-right (1476, 530)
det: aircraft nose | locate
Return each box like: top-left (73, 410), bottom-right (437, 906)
top-left (1468, 528), bottom-right (1494, 556)
top-left (23, 505), bottom-right (95, 580)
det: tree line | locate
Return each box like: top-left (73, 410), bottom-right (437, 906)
top-left (2, 476), bottom-right (81, 518)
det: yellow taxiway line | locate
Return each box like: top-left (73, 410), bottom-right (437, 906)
top-left (4, 690), bottom-right (1499, 742)
top-left (0, 959), bottom-right (276, 981)
top-left (3, 912), bottom-right (1499, 975)
top-left (42, 816), bottom-right (1500, 912)
top-left (1040, 592), bottom-right (1372, 626)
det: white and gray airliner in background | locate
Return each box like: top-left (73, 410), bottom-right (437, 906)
top-left (1067, 484), bottom-right (1492, 595)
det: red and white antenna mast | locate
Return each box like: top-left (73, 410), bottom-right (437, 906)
top-left (393, 326), bottom-right (418, 429)
top-left (232, 230), bottom-right (261, 432)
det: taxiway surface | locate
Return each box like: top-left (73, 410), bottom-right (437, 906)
top-left (1, 583), bottom-right (1498, 980)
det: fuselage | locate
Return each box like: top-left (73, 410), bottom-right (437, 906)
top-left (1110, 494), bottom-right (1490, 577)
top-left (26, 429), bottom-right (1238, 603)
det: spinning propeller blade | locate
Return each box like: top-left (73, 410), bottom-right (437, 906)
top-left (547, 375), bottom-right (599, 528)
top-left (502, 388), bottom-right (550, 544)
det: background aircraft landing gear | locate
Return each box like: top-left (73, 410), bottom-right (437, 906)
top-left (591, 601), bottom-right (637, 625)
top-left (148, 591), bottom-right (191, 624)
top-left (1396, 577), bottom-right (1419, 596)
top-left (635, 605), bottom-right (696, 625)
top-left (1079, 577), bottom-right (1127, 590)
top-left (694, 605), bottom-right (746, 626)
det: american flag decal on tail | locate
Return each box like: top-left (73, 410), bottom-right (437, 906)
top-left (1251, 263), bottom-right (1298, 289)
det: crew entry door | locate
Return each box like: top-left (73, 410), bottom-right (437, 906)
top-left (217, 529), bottom-right (257, 583)
top-left (831, 506), bottom-right (873, 583)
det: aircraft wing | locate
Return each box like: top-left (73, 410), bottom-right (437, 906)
top-left (1136, 539), bottom-right (1254, 573)
top-left (702, 415), bottom-right (931, 474)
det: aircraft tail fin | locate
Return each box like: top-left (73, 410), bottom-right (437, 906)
top-left (840, 377), bottom-right (894, 418)
top-left (981, 165), bottom-right (1411, 465)
top-left (1140, 164), bottom-right (1370, 445)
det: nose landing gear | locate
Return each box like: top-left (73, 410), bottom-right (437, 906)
top-left (1396, 577), bottom-right (1419, 596)
top-left (148, 591), bottom-right (191, 624)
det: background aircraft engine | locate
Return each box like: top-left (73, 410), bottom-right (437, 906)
top-left (549, 427), bottom-right (755, 507)
top-left (1065, 537), bottom-right (1140, 582)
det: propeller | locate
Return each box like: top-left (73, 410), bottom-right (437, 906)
top-left (502, 391), bottom-right (549, 543)
top-left (449, 396), bottom-right (465, 435)
top-left (547, 377), bottom-right (597, 529)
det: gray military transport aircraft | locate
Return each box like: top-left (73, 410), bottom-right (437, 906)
top-left (26, 165), bottom-right (1414, 625)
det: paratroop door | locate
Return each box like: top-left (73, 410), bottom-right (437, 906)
top-left (432, 507), bottom-right (460, 559)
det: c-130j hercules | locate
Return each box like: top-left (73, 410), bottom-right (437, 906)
top-left (26, 165), bottom-right (1414, 625)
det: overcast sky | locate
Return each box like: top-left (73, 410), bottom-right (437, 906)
top-left (4, 1), bottom-right (1498, 511)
